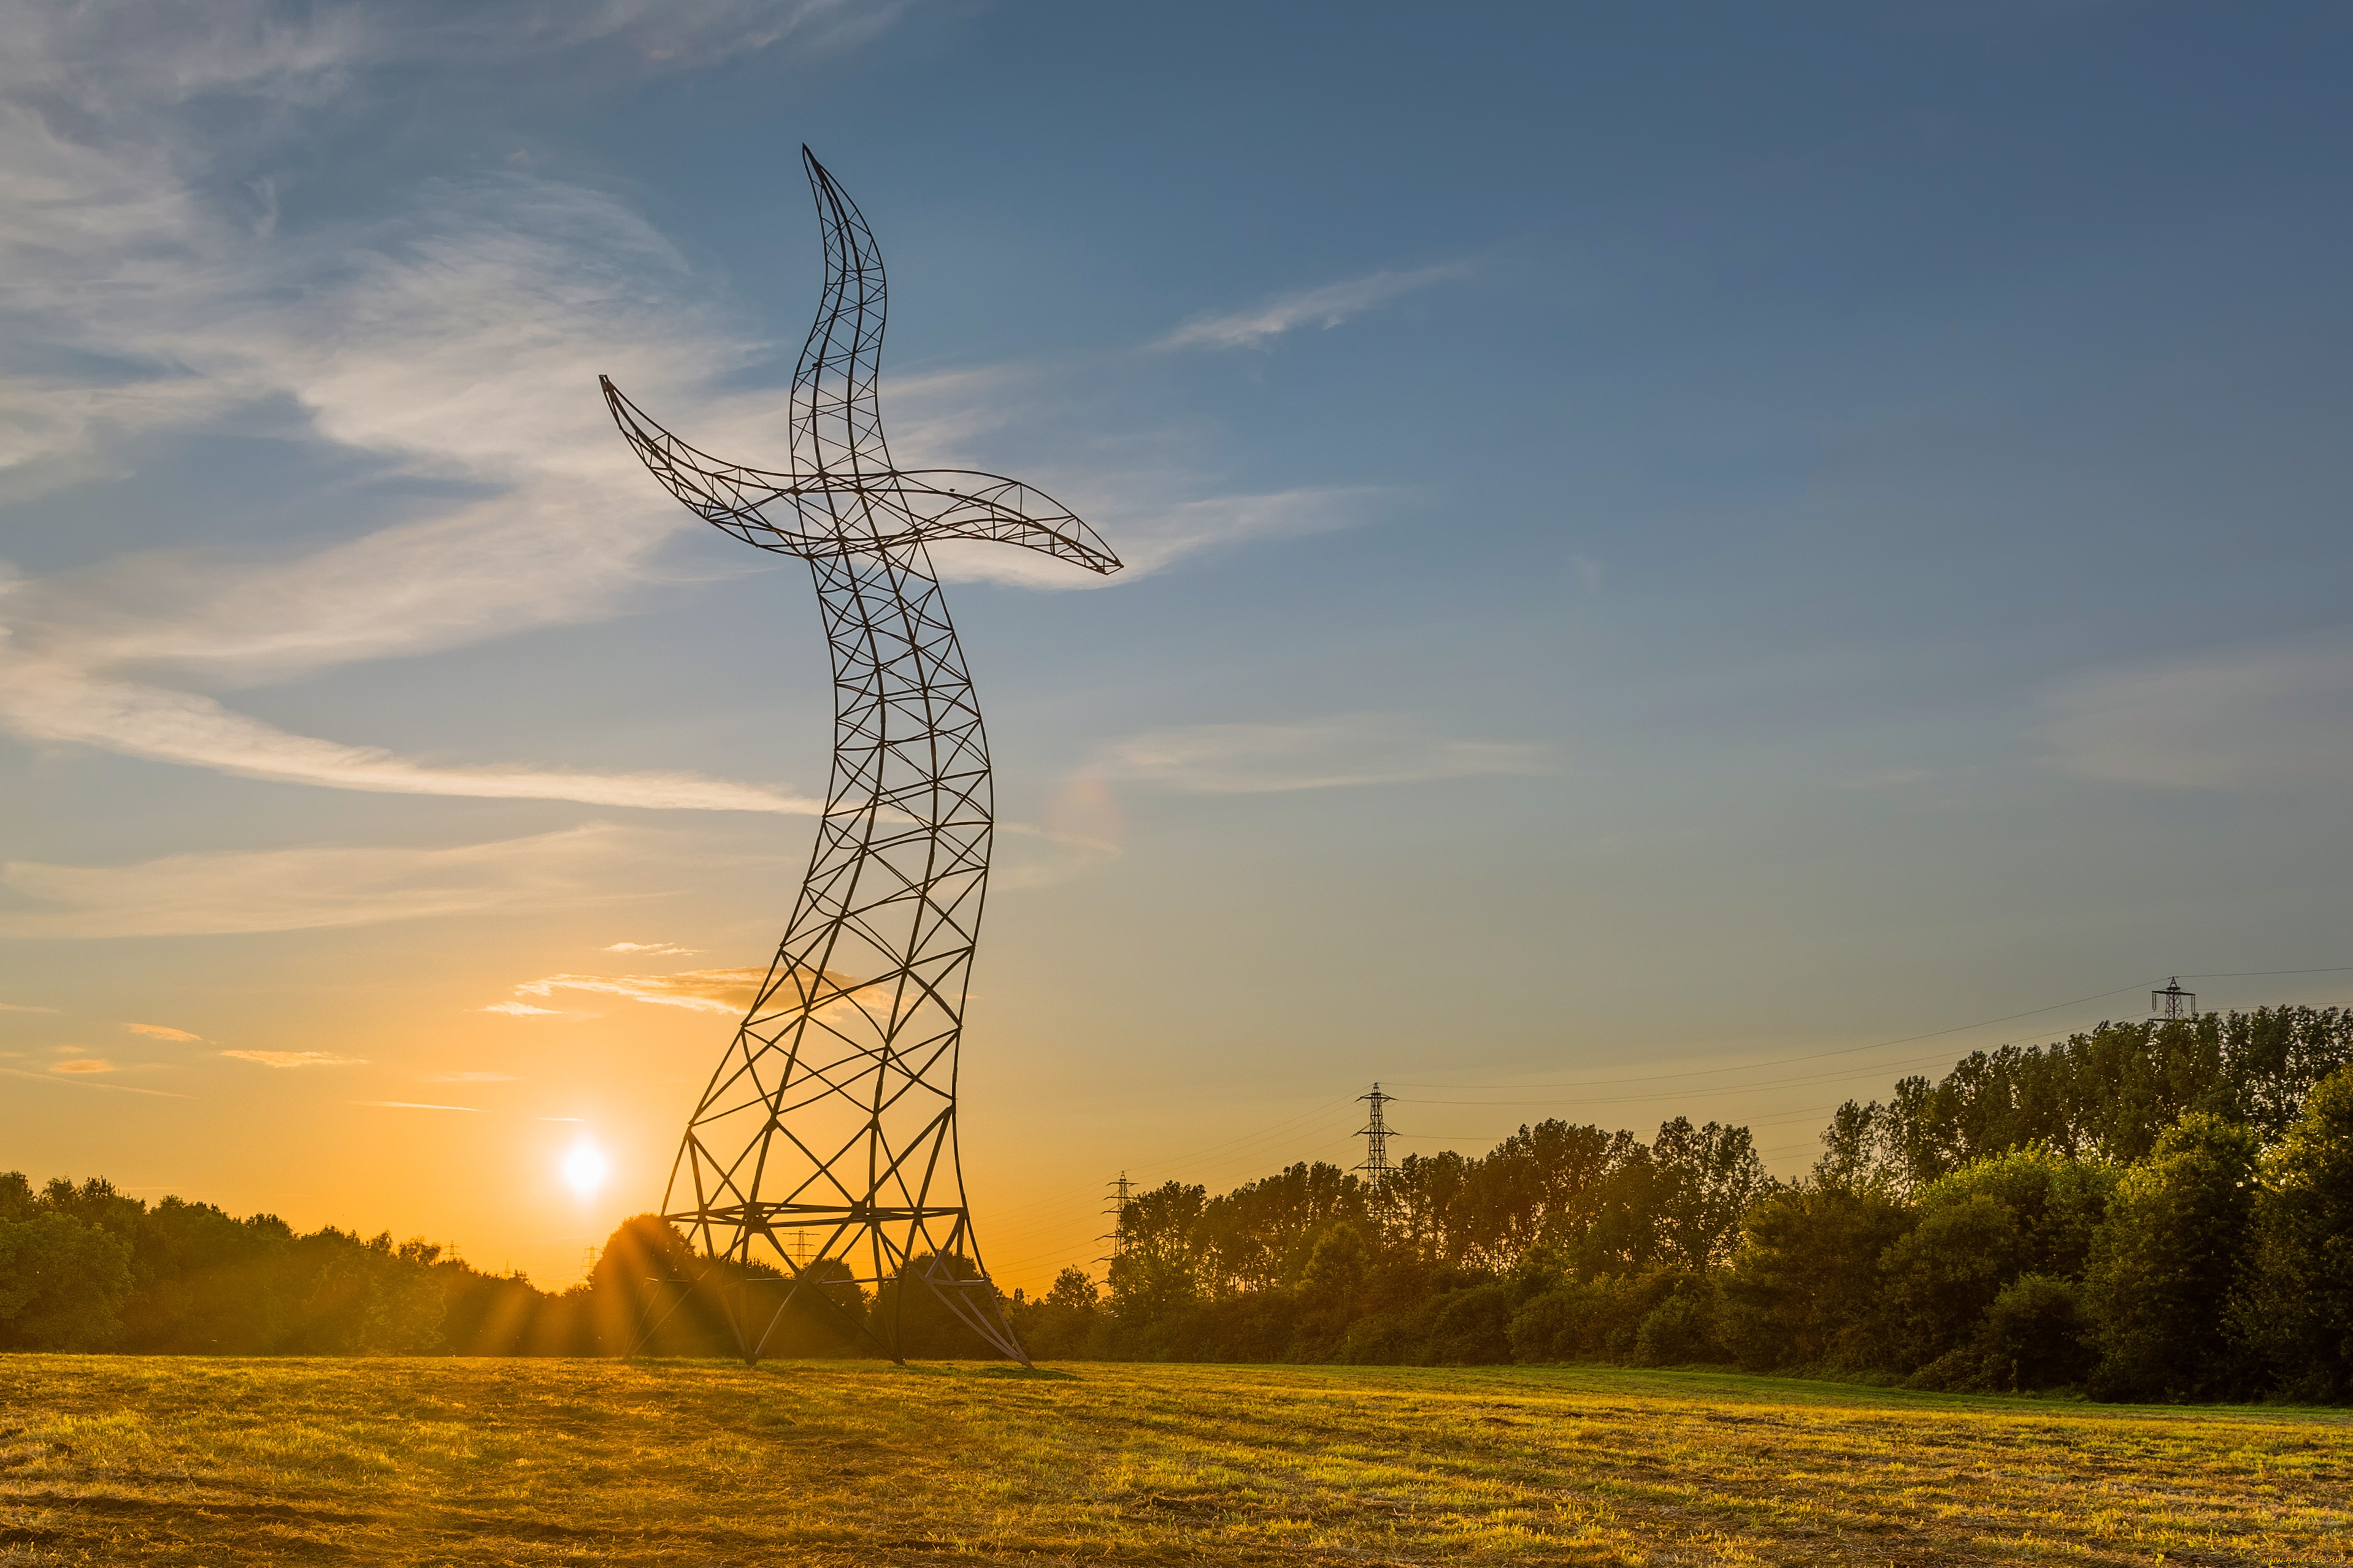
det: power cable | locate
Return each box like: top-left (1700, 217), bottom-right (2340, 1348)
top-left (1384, 973), bottom-right (2183, 1092)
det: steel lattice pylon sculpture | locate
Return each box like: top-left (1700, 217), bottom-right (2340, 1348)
top-left (600, 148), bottom-right (1120, 1364)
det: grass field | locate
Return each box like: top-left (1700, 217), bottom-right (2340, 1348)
top-left (0, 1358), bottom-right (2346, 1565)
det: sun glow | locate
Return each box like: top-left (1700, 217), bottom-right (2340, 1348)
top-left (560, 1140), bottom-right (609, 1200)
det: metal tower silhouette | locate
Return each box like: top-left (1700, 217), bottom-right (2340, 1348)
top-left (1101, 1171), bottom-right (1135, 1263)
top-left (2152, 978), bottom-right (2197, 1022)
top-left (1357, 1084), bottom-right (1397, 1192)
top-left (601, 148), bottom-right (1121, 1363)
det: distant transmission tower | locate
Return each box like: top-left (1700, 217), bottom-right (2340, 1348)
top-left (603, 148), bottom-right (1122, 1366)
top-left (1357, 1084), bottom-right (1397, 1192)
top-left (1100, 1171), bottom-right (1135, 1263)
top-left (2152, 977), bottom-right (2198, 1022)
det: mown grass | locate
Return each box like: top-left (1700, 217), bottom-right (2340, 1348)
top-left (0, 1358), bottom-right (2345, 1565)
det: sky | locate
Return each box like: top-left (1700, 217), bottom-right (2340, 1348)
top-left (3, 1), bottom-right (2352, 1292)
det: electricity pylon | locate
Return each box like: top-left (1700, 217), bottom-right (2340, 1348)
top-left (601, 148), bottom-right (1121, 1364)
top-left (1357, 1084), bottom-right (1397, 1195)
top-left (2152, 978), bottom-right (2197, 1022)
top-left (1100, 1171), bottom-right (1135, 1263)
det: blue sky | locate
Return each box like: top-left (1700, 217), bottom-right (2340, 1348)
top-left (2, 1), bottom-right (2350, 1287)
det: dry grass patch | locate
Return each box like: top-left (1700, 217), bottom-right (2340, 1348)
top-left (0, 1358), bottom-right (2344, 1564)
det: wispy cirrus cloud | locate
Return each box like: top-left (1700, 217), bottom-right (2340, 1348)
top-left (0, 0), bottom-right (1431, 876)
top-left (220, 1050), bottom-right (366, 1068)
top-left (0, 9), bottom-right (867, 816)
top-left (0, 824), bottom-right (643, 938)
top-left (869, 364), bottom-right (1392, 592)
top-left (926, 486), bottom-right (1378, 589)
top-left (1157, 264), bottom-right (1471, 351)
top-left (605, 941), bottom-right (699, 955)
top-left (1091, 716), bottom-right (1554, 795)
top-left (126, 1023), bottom-right (202, 1041)
top-left (2041, 629), bottom-right (2353, 792)
top-left (2, 1065), bottom-right (192, 1098)
top-left (0, 657), bottom-right (823, 814)
top-left (510, 966), bottom-right (769, 1015)
top-left (0, 1), bottom-right (894, 112)
top-left (52, 1057), bottom-right (116, 1074)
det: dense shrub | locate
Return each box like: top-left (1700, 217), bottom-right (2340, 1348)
top-left (1975, 1274), bottom-right (2095, 1392)
top-left (1633, 1288), bottom-right (1717, 1366)
top-left (1505, 1271), bottom-right (1699, 1364)
top-left (1008, 1266), bottom-right (1109, 1360)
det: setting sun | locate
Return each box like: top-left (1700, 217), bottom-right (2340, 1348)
top-left (560, 1141), bottom-right (610, 1201)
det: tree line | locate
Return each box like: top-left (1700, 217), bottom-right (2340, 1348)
top-left (0, 1177), bottom-right (982, 1361)
top-left (1021, 1005), bottom-right (2353, 1401)
top-left (6, 1004), bottom-right (2351, 1401)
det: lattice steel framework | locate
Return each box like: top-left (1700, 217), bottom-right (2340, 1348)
top-left (601, 148), bottom-right (1120, 1364)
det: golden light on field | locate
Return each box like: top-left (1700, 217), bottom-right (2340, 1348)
top-left (560, 1139), bottom-right (611, 1201)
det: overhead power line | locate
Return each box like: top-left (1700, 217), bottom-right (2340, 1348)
top-left (1383, 968), bottom-right (2343, 1090)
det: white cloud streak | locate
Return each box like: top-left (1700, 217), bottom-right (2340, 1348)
top-left (0, 824), bottom-right (641, 938)
top-left (927, 486), bottom-right (1378, 589)
top-left (511, 967), bottom-right (767, 1015)
top-left (0, 657), bottom-right (820, 812)
top-left (1092, 716), bottom-right (1556, 795)
top-left (1157, 265), bottom-right (1470, 351)
top-left (0, 0), bottom-right (1415, 862)
top-left (220, 1049), bottom-right (366, 1068)
top-left (0, 2), bottom-right (891, 116)
top-left (872, 365), bottom-right (1391, 592)
top-left (0, 6), bottom-right (851, 813)
top-left (2041, 629), bottom-right (2353, 792)
top-left (0, 1065), bottom-right (192, 1098)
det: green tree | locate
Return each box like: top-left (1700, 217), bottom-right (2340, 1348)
top-left (2238, 1065), bottom-right (2353, 1401)
top-left (117, 1199), bottom-right (301, 1353)
top-left (1011, 1266), bottom-right (1105, 1360)
top-left (286, 1230), bottom-right (445, 1353)
top-left (1865, 1008), bottom-right (2353, 1184)
top-left (1812, 1101), bottom-right (1902, 1193)
top-left (1299, 1221), bottom-right (1372, 1308)
top-left (1718, 1182), bottom-right (1914, 1371)
top-left (1875, 1145), bottom-right (2115, 1375)
top-left (0, 1212), bottom-right (134, 1350)
top-left (2081, 1113), bottom-right (2260, 1401)
top-left (1650, 1119), bottom-right (1771, 1271)
top-left (1107, 1181), bottom-right (1208, 1322)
